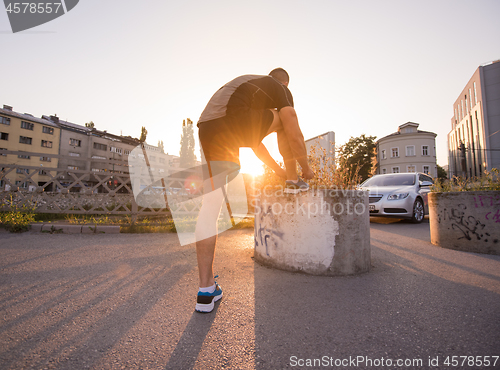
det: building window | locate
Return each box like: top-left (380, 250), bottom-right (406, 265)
top-left (382, 168), bottom-right (387, 174)
top-left (42, 126), bottom-right (54, 134)
top-left (392, 167), bottom-right (400, 173)
top-left (391, 147), bottom-right (399, 158)
top-left (21, 121), bottom-right (34, 130)
top-left (67, 166), bottom-right (79, 170)
top-left (39, 170), bottom-right (48, 176)
top-left (15, 181), bottom-right (28, 188)
top-left (159, 157), bottom-right (165, 164)
top-left (381, 150), bottom-right (386, 160)
top-left (110, 146), bottom-right (122, 154)
top-left (407, 165), bottom-right (416, 173)
top-left (422, 145), bottom-right (429, 156)
top-left (94, 142), bottom-right (107, 151)
top-left (70, 138), bottom-right (81, 147)
top-left (18, 154), bottom-right (30, 159)
top-left (124, 149), bottom-right (131, 156)
top-left (41, 140), bottom-right (52, 148)
top-left (0, 148), bottom-right (7, 156)
top-left (474, 82), bottom-right (477, 105)
top-left (423, 165), bottom-right (430, 175)
top-left (92, 168), bottom-right (104, 172)
top-left (40, 156), bottom-right (51, 162)
top-left (16, 168), bottom-right (28, 174)
top-left (1, 132), bottom-right (9, 140)
top-left (0, 116), bottom-right (10, 125)
top-left (92, 155), bottom-right (106, 160)
top-left (69, 152), bottom-right (80, 157)
top-left (19, 136), bottom-right (32, 145)
top-left (406, 146), bottom-right (415, 156)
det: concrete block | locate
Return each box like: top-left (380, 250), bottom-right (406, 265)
top-left (96, 225), bottom-right (120, 234)
top-left (254, 189), bottom-right (370, 276)
top-left (30, 223), bottom-right (43, 232)
top-left (41, 224), bottom-right (64, 233)
top-left (429, 191), bottom-right (500, 255)
top-left (59, 225), bottom-right (83, 234)
top-left (81, 225), bottom-right (98, 234)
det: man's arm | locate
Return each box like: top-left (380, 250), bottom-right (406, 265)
top-left (278, 107), bottom-right (314, 179)
top-left (252, 143), bottom-right (287, 179)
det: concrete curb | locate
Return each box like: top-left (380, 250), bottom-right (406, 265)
top-left (31, 224), bottom-right (120, 234)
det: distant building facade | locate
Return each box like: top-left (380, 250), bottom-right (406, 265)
top-left (447, 60), bottom-right (500, 178)
top-left (0, 105), bottom-right (60, 190)
top-left (1, 104), bottom-right (176, 192)
top-left (376, 122), bottom-right (437, 177)
top-left (305, 131), bottom-right (335, 168)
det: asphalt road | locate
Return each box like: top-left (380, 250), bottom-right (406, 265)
top-left (0, 218), bottom-right (499, 370)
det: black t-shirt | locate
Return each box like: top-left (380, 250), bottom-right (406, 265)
top-left (198, 74), bottom-right (294, 124)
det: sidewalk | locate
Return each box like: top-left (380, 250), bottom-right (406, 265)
top-left (0, 220), bottom-right (499, 369)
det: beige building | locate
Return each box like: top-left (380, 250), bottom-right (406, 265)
top-left (376, 122), bottom-right (437, 177)
top-left (447, 59), bottom-right (500, 178)
top-left (0, 105), bottom-right (60, 190)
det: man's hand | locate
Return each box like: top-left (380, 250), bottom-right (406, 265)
top-left (275, 167), bottom-right (287, 179)
top-left (252, 143), bottom-right (286, 178)
top-left (301, 166), bottom-right (315, 180)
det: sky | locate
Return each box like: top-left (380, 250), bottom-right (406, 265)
top-left (1, 0), bottom-right (499, 174)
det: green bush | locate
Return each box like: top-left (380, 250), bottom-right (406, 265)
top-left (0, 195), bottom-right (36, 232)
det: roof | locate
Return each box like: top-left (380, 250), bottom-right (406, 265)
top-left (0, 107), bottom-right (59, 128)
top-left (377, 129), bottom-right (437, 142)
top-left (43, 115), bottom-right (92, 134)
top-left (305, 131), bottom-right (335, 143)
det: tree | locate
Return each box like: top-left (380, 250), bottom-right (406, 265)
top-left (179, 118), bottom-right (196, 168)
top-left (140, 126), bottom-right (147, 143)
top-left (337, 134), bottom-right (377, 182)
top-left (85, 121), bottom-right (95, 129)
top-left (158, 140), bottom-right (164, 153)
top-left (437, 164), bottom-right (447, 181)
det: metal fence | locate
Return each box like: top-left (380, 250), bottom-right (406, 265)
top-left (0, 150), bottom-right (202, 223)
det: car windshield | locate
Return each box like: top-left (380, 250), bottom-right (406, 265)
top-left (361, 174), bottom-right (416, 187)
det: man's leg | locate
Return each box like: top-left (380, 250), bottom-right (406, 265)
top-left (195, 172), bottom-right (226, 288)
top-left (266, 110), bottom-right (299, 181)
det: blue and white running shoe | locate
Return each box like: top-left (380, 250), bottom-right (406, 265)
top-left (285, 177), bottom-right (310, 194)
top-left (195, 279), bottom-right (223, 313)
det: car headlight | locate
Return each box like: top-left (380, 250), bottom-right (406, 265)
top-left (387, 192), bottom-right (409, 200)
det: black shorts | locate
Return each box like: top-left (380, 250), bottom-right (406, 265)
top-left (198, 108), bottom-right (273, 166)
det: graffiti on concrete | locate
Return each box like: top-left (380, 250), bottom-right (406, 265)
top-left (255, 205), bottom-right (284, 256)
top-left (437, 204), bottom-right (491, 242)
top-left (485, 209), bottom-right (500, 223)
top-left (474, 194), bottom-right (500, 208)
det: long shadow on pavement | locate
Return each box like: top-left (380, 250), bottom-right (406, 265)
top-left (164, 304), bottom-right (220, 369)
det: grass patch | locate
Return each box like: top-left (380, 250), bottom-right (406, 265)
top-left (432, 169), bottom-right (500, 192)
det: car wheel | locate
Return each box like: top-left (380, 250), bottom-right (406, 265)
top-left (411, 198), bottom-right (424, 223)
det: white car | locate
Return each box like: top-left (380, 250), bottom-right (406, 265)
top-left (359, 172), bottom-right (434, 223)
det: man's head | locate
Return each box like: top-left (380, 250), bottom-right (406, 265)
top-left (269, 68), bottom-right (289, 86)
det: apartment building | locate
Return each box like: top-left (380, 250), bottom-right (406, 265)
top-left (42, 115), bottom-right (175, 192)
top-left (376, 122), bottom-right (437, 177)
top-left (0, 103), bottom-right (176, 193)
top-left (0, 105), bottom-right (60, 190)
top-left (447, 60), bottom-right (500, 177)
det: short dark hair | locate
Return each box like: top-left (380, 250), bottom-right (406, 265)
top-left (269, 68), bottom-right (289, 84)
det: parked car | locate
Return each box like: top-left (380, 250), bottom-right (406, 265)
top-left (359, 172), bottom-right (434, 223)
